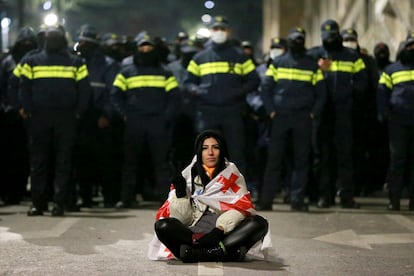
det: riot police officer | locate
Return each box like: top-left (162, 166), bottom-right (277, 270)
top-left (73, 24), bottom-right (122, 208)
top-left (377, 33), bottom-right (414, 211)
top-left (258, 27), bottom-right (326, 211)
top-left (20, 26), bottom-right (91, 216)
top-left (184, 16), bottom-right (260, 177)
top-left (308, 19), bottom-right (368, 209)
top-left (111, 34), bottom-right (179, 207)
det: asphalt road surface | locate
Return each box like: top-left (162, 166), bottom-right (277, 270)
top-left (1, 197), bottom-right (414, 275)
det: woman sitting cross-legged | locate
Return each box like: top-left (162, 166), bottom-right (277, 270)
top-left (150, 129), bottom-right (269, 262)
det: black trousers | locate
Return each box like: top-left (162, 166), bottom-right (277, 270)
top-left (315, 109), bottom-right (354, 201)
top-left (28, 111), bottom-right (78, 208)
top-left (387, 118), bottom-right (414, 199)
top-left (75, 109), bottom-right (122, 205)
top-left (261, 112), bottom-right (312, 205)
top-left (0, 110), bottom-right (29, 203)
top-left (154, 215), bottom-right (268, 259)
top-left (121, 114), bottom-right (171, 203)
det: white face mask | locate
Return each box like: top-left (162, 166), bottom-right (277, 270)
top-left (343, 41), bottom-right (358, 50)
top-left (269, 48), bottom-right (284, 59)
top-left (210, 30), bottom-right (228, 44)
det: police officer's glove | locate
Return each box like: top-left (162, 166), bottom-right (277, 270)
top-left (196, 228), bottom-right (225, 247)
top-left (171, 174), bottom-right (187, 198)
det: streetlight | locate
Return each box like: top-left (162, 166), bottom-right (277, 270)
top-left (44, 13), bottom-right (58, 26)
top-left (1, 17), bottom-right (11, 53)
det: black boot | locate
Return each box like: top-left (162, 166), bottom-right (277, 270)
top-left (223, 246), bottom-right (247, 262)
top-left (180, 244), bottom-right (225, 263)
top-left (387, 198), bottom-right (400, 211)
top-left (340, 197), bottom-right (360, 209)
top-left (290, 201), bottom-right (309, 212)
top-left (27, 206), bottom-right (44, 216)
top-left (51, 204), bottom-right (64, 216)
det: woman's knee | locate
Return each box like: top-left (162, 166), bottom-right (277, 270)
top-left (154, 217), bottom-right (179, 235)
top-left (248, 215), bottom-right (269, 237)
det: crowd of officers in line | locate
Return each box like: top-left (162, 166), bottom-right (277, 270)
top-left (0, 16), bottom-right (413, 216)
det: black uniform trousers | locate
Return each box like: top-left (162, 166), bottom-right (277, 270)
top-left (387, 116), bottom-right (414, 200)
top-left (74, 108), bottom-right (123, 206)
top-left (196, 105), bottom-right (247, 174)
top-left (0, 110), bottom-right (29, 203)
top-left (28, 111), bottom-right (78, 208)
top-left (316, 105), bottom-right (354, 202)
top-left (121, 114), bottom-right (171, 203)
top-left (260, 112), bottom-right (312, 205)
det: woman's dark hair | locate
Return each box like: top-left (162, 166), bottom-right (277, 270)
top-left (192, 129), bottom-right (229, 186)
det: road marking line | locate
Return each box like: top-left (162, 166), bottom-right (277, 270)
top-left (386, 215), bottom-right (414, 232)
top-left (22, 218), bottom-right (80, 239)
top-left (314, 229), bottom-right (414, 249)
top-left (198, 262), bottom-right (224, 275)
top-left (0, 227), bottom-right (23, 241)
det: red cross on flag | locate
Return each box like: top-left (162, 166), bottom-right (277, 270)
top-left (193, 163), bottom-right (256, 216)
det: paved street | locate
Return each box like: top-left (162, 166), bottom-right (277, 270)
top-left (1, 197), bottom-right (414, 276)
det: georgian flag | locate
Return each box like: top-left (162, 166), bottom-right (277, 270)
top-left (192, 162), bottom-right (256, 216)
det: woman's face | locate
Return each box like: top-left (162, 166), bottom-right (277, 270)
top-left (201, 137), bottom-right (220, 168)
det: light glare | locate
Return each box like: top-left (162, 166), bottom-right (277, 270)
top-left (44, 13), bottom-right (58, 26)
top-left (1, 17), bottom-right (11, 29)
top-left (204, 1), bottom-right (215, 9)
top-left (43, 1), bottom-right (52, 10)
top-left (201, 14), bottom-right (212, 24)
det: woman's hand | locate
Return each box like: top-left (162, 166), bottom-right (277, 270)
top-left (171, 174), bottom-right (187, 198)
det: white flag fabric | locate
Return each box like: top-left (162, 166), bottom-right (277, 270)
top-left (191, 162), bottom-right (256, 216)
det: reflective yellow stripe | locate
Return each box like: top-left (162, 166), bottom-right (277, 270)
top-left (277, 68), bottom-right (314, 82)
top-left (187, 60), bottom-right (200, 76)
top-left (265, 65), bottom-right (321, 84)
top-left (391, 70), bottom-right (414, 85)
top-left (329, 57), bottom-right (366, 73)
top-left (354, 58), bottom-right (366, 73)
top-left (379, 69), bottom-right (414, 90)
top-left (76, 64), bottom-right (88, 81)
top-left (313, 69), bottom-right (324, 85)
top-left (242, 59), bottom-right (256, 75)
top-left (329, 60), bottom-right (354, 73)
top-left (188, 59), bottom-right (254, 76)
top-left (113, 73), bottom-right (127, 91)
top-left (115, 75), bottom-right (178, 92)
top-left (165, 76), bottom-right (178, 92)
top-left (198, 61), bottom-right (242, 75)
top-left (13, 63), bottom-right (22, 78)
top-left (265, 64), bottom-right (277, 81)
top-left (379, 72), bottom-right (392, 89)
top-left (21, 64), bottom-right (88, 81)
top-left (21, 64), bottom-right (33, 79)
top-left (126, 75), bottom-right (168, 89)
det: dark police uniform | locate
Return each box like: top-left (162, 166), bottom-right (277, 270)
top-left (20, 26), bottom-right (91, 216)
top-left (308, 19), bottom-right (368, 208)
top-left (110, 39), bottom-right (179, 206)
top-left (377, 33), bottom-right (414, 211)
top-left (184, 29), bottom-right (260, 175)
top-left (0, 26), bottom-right (37, 205)
top-left (259, 27), bottom-right (326, 210)
top-left (74, 25), bottom-right (122, 208)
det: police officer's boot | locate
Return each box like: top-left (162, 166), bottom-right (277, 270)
top-left (179, 244), bottom-right (225, 263)
top-left (387, 197), bottom-right (400, 211)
